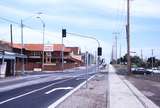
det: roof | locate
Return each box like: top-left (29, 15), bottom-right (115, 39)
top-left (25, 44), bottom-right (43, 51)
top-left (67, 47), bottom-right (80, 55)
top-left (0, 40), bottom-right (78, 53)
top-left (0, 40), bottom-right (12, 51)
top-left (12, 44), bottom-right (71, 52)
top-left (53, 44), bottom-right (70, 52)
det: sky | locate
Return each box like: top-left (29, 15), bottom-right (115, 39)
top-left (0, 0), bottom-right (160, 62)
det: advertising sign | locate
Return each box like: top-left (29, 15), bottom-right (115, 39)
top-left (44, 44), bottom-right (53, 52)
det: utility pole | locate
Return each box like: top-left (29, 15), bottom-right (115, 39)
top-left (113, 32), bottom-right (119, 64)
top-left (141, 49), bottom-right (143, 61)
top-left (152, 49), bottom-right (154, 69)
top-left (10, 24), bottom-right (13, 47)
top-left (126, 0), bottom-right (131, 74)
top-left (115, 35), bottom-right (117, 64)
top-left (111, 45), bottom-right (114, 63)
top-left (119, 44), bottom-right (121, 64)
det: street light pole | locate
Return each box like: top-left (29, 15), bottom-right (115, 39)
top-left (20, 12), bottom-right (43, 74)
top-left (42, 23), bottom-right (45, 70)
top-left (21, 19), bottom-right (25, 75)
top-left (36, 17), bottom-right (45, 71)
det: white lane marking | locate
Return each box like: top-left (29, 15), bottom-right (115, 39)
top-left (0, 78), bottom-right (72, 105)
top-left (45, 87), bottom-right (73, 94)
top-left (48, 75), bottom-right (95, 108)
top-left (76, 77), bottom-right (86, 80)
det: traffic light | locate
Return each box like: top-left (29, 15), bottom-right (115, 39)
top-left (98, 47), bottom-right (102, 56)
top-left (62, 29), bottom-right (66, 38)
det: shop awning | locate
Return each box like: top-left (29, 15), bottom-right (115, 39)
top-left (0, 51), bottom-right (27, 60)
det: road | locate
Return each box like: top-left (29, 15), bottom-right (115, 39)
top-left (126, 75), bottom-right (160, 107)
top-left (0, 66), bottom-right (96, 108)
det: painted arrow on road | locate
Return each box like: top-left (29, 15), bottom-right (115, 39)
top-left (45, 87), bottom-right (73, 94)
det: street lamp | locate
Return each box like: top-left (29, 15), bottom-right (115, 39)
top-left (36, 16), bottom-right (45, 71)
top-left (20, 12), bottom-right (43, 74)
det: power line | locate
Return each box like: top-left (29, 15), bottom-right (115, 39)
top-left (0, 16), bottom-right (45, 34)
top-left (0, 17), bottom-right (19, 25)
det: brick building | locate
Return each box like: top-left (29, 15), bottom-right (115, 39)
top-left (0, 40), bottom-right (83, 76)
top-left (12, 43), bottom-right (83, 71)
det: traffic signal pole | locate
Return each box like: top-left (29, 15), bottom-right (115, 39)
top-left (62, 29), bottom-right (66, 71)
top-left (67, 32), bottom-right (102, 73)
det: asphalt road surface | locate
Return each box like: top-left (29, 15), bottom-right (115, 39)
top-left (126, 75), bottom-right (160, 107)
top-left (0, 66), bottom-right (96, 108)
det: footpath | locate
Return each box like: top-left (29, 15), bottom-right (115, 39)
top-left (108, 65), bottom-right (159, 108)
top-left (57, 65), bottom-right (159, 108)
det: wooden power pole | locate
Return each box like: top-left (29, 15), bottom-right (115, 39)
top-left (126, 0), bottom-right (131, 74)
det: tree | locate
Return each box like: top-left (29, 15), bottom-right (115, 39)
top-left (131, 56), bottom-right (144, 67)
top-left (147, 57), bottom-right (158, 68)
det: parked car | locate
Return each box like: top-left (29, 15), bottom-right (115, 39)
top-left (152, 68), bottom-right (160, 74)
top-left (132, 67), bottom-right (152, 74)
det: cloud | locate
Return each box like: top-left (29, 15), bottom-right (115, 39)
top-left (43, 14), bottom-right (119, 30)
top-left (15, 0), bottom-right (62, 5)
top-left (0, 4), bottom-right (33, 18)
top-left (131, 0), bottom-right (160, 18)
top-left (9, 0), bottom-right (160, 19)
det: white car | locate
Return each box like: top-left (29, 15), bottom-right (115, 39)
top-left (152, 69), bottom-right (160, 74)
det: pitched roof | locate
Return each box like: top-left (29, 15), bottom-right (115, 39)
top-left (53, 44), bottom-right (70, 52)
top-left (25, 44), bottom-right (43, 51)
top-left (67, 47), bottom-right (80, 55)
top-left (12, 44), bottom-right (22, 49)
top-left (12, 44), bottom-right (71, 52)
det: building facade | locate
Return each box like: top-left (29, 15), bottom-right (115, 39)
top-left (12, 43), bottom-right (83, 71)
